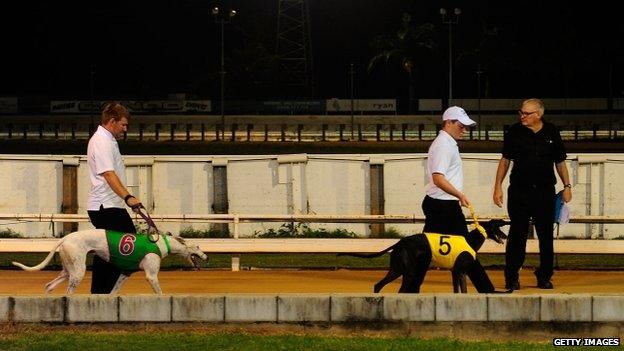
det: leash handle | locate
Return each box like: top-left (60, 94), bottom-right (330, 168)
top-left (468, 204), bottom-right (487, 238)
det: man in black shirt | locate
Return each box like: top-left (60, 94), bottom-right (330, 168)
top-left (493, 98), bottom-right (572, 290)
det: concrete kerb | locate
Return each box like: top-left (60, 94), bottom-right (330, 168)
top-left (593, 295), bottom-right (624, 322)
top-left (488, 294), bottom-right (540, 321)
top-left (277, 294), bottom-right (330, 322)
top-left (12, 296), bottom-right (65, 322)
top-left (381, 293), bottom-right (435, 321)
top-left (225, 294), bottom-right (278, 322)
top-left (1, 294), bottom-right (623, 323)
top-left (66, 295), bottom-right (118, 322)
top-left (436, 294), bottom-right (487, 321)
top-left (330, 294), bottom-right (384, 322)
top-left (172, 295), bottom-right (225, 322)
top-left (0, 296), bottom-right (10, 322)
top-left (540, 294), bottom-right (592, 322)
top-left (119, 295), bottom-right (172, 322)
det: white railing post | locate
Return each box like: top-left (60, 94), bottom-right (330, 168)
top-left (231, 213), bottom-right (240, 271)
top-left (233, 214), bottom-right (239, 239)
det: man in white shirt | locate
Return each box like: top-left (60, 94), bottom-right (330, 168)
top-left (87, 102), bottom-right (142, 293)
top-left (422, 106), bottom-right (476, 236)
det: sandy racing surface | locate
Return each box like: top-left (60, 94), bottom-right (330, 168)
top-left (1, 268), bottom-right (623, 295)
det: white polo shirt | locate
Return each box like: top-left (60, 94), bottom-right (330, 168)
top-left (87, 125), bottom-right (126, 210)
top-left (425, 130), bottom-right (464, 200)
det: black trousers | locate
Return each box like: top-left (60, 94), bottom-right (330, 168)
top-left (421, 195), bottom-right (468, 236)
top-left (87, 206), bottom-right (136, 294)
top-left (505, 184), bottom-right (555, 283)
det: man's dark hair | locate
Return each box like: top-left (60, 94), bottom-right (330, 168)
top-left (101, 102), bottom-right (129, 125)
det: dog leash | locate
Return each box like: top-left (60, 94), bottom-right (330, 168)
top-left (133, 205), bottom-right (160, 242)
top-left (468, 204), bottom-right (487, 239)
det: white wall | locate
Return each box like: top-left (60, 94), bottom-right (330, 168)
top-left (228, 158), bottom-right (289, 236)
top-left (0, 159), bottom-right (63, 237)
top-left (306, 157), bottom-right (370, 234)
top-left (1, 154), bottom-right (623, 238)
top-left (151, 161), bottom-right (213, 234)
top-left (383, 156), bottom-right (427, 235)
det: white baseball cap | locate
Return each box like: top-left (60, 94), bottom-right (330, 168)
top-left (442, 106), bottom-right (476, 126)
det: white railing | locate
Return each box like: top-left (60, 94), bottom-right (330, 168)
top-left (2, 213), bottom-right (624, 238)
top-left (2, 213), bottom-right (623, 271)
top-left (2, 237), bottom-right (624, 255)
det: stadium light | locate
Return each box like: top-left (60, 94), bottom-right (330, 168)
top-left (440, 7), bottom-right (461, 105)
top-left (212, 6), bottom-right (237, 140)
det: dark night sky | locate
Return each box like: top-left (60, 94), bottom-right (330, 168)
top-left (3, 0), bottom-right (624, 102)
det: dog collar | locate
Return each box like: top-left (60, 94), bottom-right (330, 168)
top-left (474, 222), bottom-right (487, 239)
top-left (468, 205), bottom-right (487, 240)
top-left (163, 235), bottom-right (171, 255)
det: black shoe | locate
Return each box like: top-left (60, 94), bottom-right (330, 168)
top-left (534, 270), bottom-right (554, 289)
top-left (537, 280), bottom-right (554, 289)
top-left (505, 280), bottom-right (520, 290)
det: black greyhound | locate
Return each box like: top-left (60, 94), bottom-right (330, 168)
top-left (340, 219), bottom-right (509, 293)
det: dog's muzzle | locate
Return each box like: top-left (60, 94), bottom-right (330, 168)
top-left (190, 253), bottom-right (207, 269)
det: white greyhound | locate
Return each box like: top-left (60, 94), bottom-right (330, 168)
top-left (12, 229), bottom-right (208, 294)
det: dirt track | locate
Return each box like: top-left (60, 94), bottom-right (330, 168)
top-left (1, 269), bottom-right (622, 295)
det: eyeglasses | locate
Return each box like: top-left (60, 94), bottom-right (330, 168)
top-left (518, 110), bottom-right (538, 117)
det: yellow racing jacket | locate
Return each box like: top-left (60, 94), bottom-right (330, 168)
top-left (424, 233), bottom-right (476, 269)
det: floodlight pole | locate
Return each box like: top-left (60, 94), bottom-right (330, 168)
top-left (440, 8), bottom-right (461, 106)
top-left (220, 19), bottom-right (225, 140)
top-left (212, 6), bottom-right (236, 140)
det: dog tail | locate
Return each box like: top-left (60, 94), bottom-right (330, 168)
top-left (337, 243), bottom-right (397, 259)
top-left (12, 238), bottom-right (65, 271)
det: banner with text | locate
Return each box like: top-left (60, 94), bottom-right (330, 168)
top-left (326, 98), bottom-right (396, 112)
top-left (260, 100), bottom-right (326, 114)
top-left (50, 100), bottom-right (212, 114)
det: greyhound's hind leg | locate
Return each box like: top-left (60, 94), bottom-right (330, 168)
top-left (110, 274), bottom-right (129, 294)
top-left (63, 249), bottom-right (87, 294)
top-left (66, 268), bottom-right (86, 294)
top-left (400, 260), bottom-right (430, 293)
top-left (374, 269), bottom-right (401, 293)
top-left (377, 250), bottom-right (406, 293)
top-left (452, 271), bottom-right (468, 293)
top-left (44, 270), bottom-right (68, 293)
top-left (398, 246), bottom-right (431, 293)
top-left (452, 252), bottom-right (473, 293)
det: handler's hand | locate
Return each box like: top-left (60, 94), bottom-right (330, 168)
top-left (563, 187), bottom-right (572, 203)
top-left (131, 203), bottom-right (144, 213)
top-left (493, 187), bottom-right (504, 208)
top-left (458, 193), bottom-right (471, 208)
top-left (127, 197), bottom-right (143, 211)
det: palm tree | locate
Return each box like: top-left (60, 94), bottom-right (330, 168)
top-left (368, 13), bottom-right (436, 112)
top-left (455, 24), bottom-right (505, 98)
